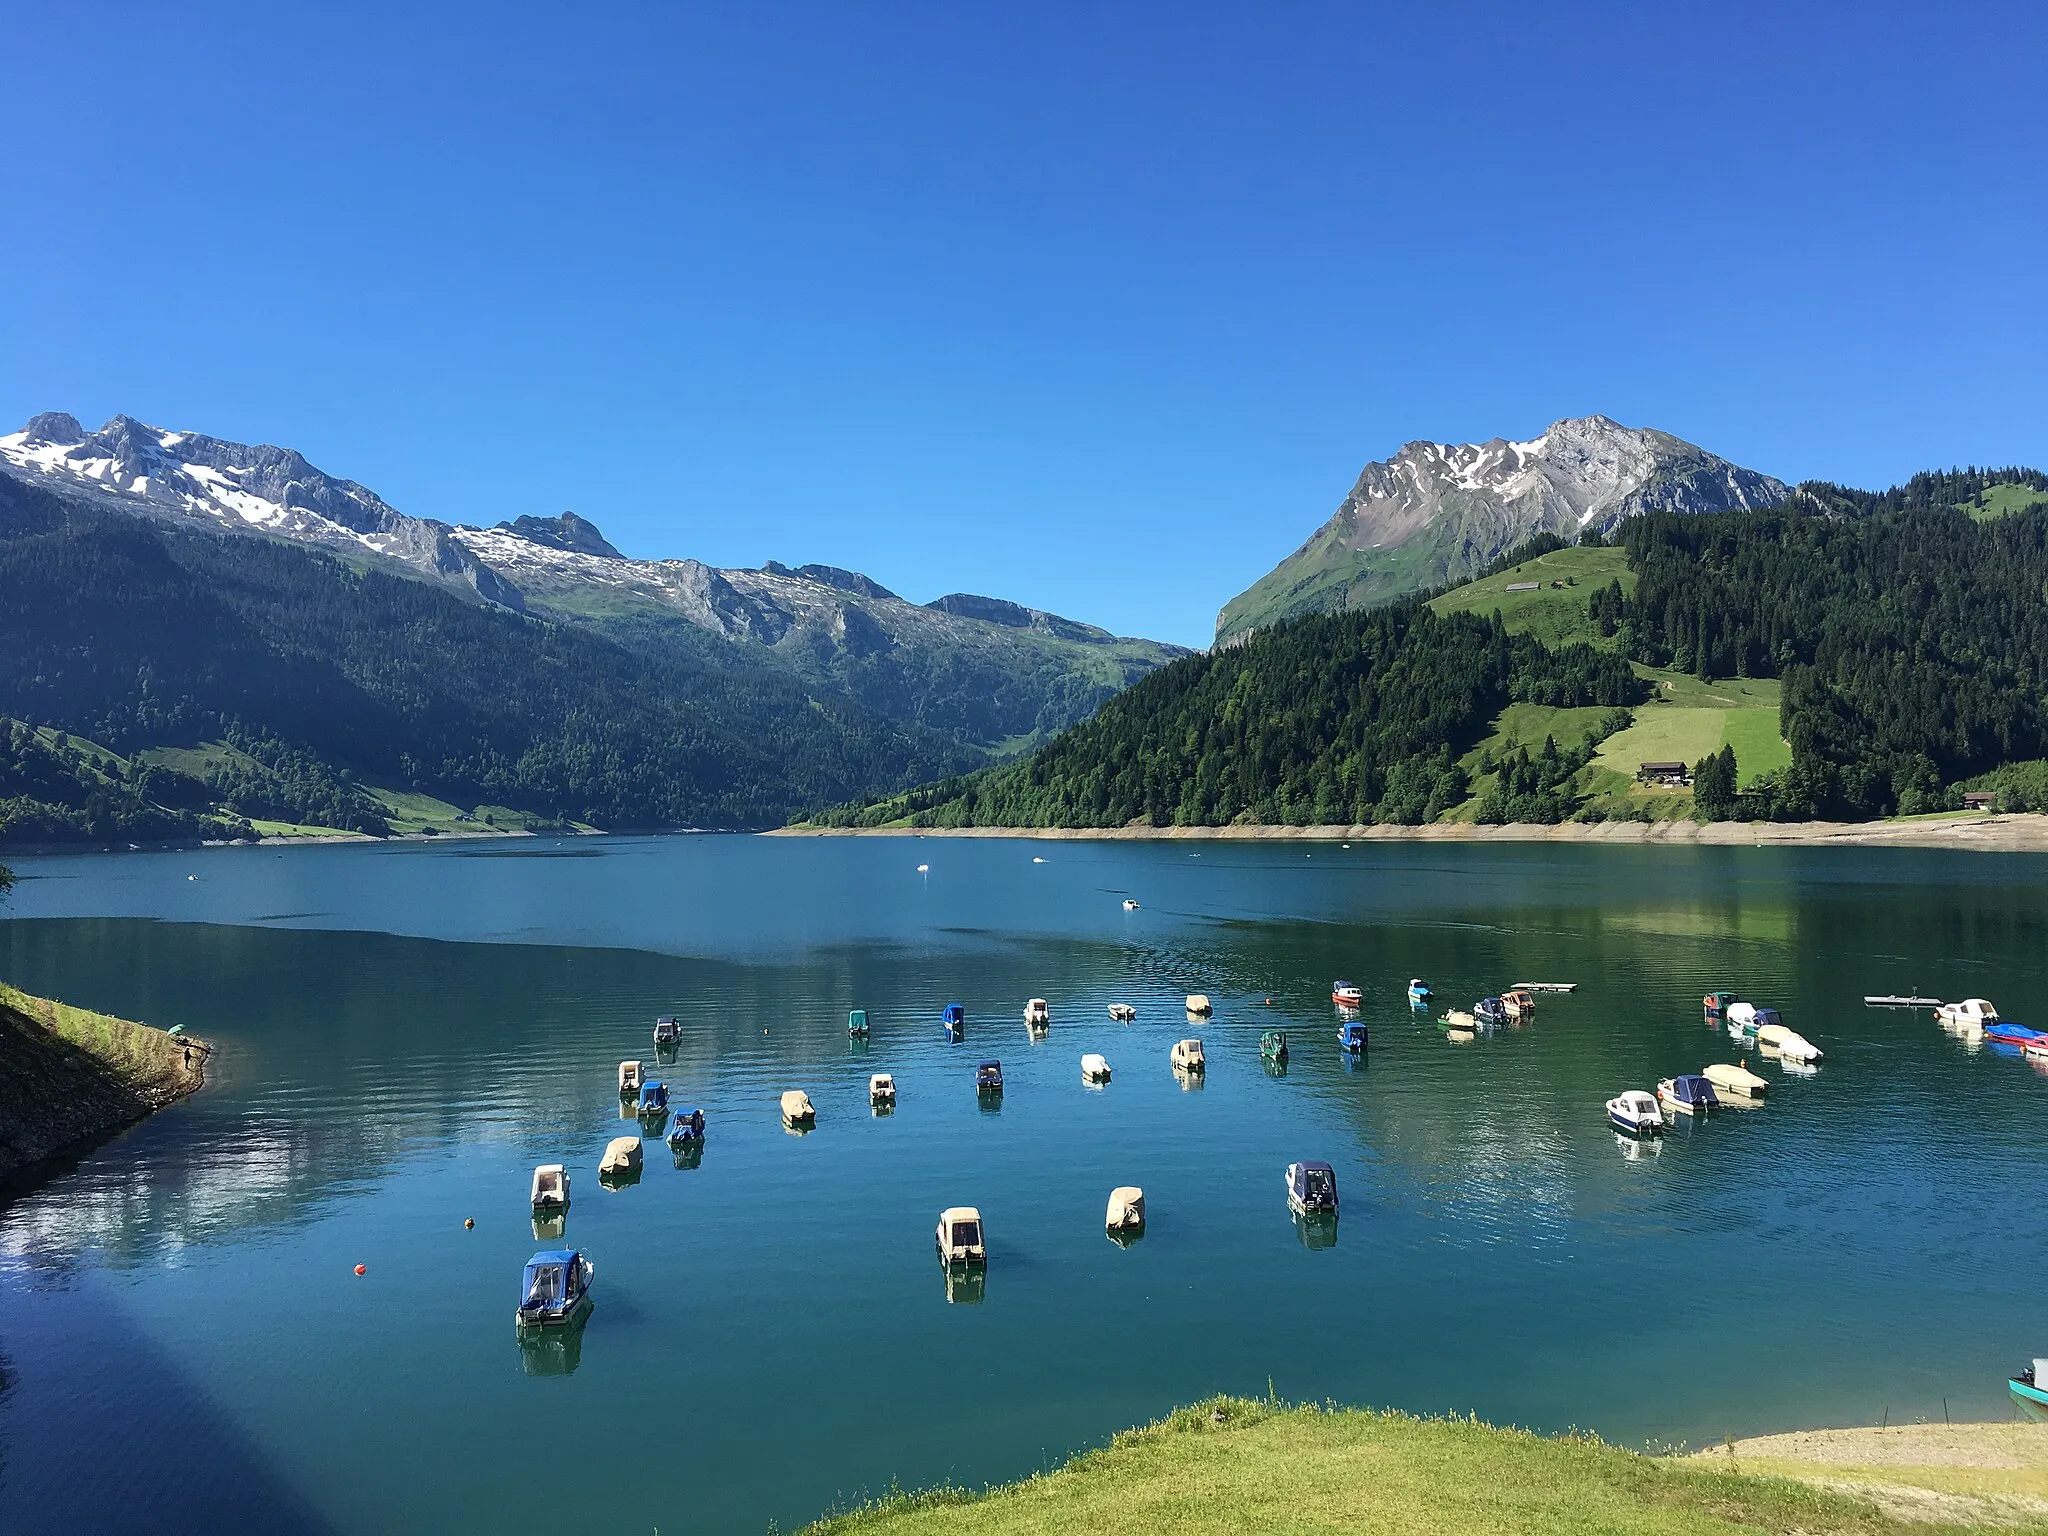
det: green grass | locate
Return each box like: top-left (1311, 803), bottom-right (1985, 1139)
top-left (1966, 483), bottom-right (2048, 522)
top-left (1635, 669), bottom-right (1783, 709)
top-left (0, 981), bottom-right (187, 1083)
top-left (802, 1397), bottom-right (1997, 1536)
top-left (1429, 546), bottom-right (1635, 651)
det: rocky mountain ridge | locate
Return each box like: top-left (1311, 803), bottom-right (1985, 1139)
top-left (1216, 415), bottom-right (1787, 641)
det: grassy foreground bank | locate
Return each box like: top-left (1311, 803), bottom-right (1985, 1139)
top-left (802, 1398), bottom-right (2033, 1535)
top-left (0, 980), bottom-right (207, 1177)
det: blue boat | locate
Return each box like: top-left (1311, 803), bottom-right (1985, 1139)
top-left (1658, 1074), bottom-right (1719, 1115)
top-left (1285, 1160), bottom-right (1338, 1215)
top-left (942, 1003), bottom-right (965, 1035)
top-left (515, 1249), bottom-right (594, 1331)
top-left (1474, 996), bottom-right (1507, 1026)
top-left (637, 1081), bottom-right (669, 1117)
top-left (652, 1015), bottom-right (681, 1049)
top-left (664, 1107), bottom-right (705, 1147)
top-left (1407, 978), bottom-right (1432, 1006)
top-left (1337, 1021), bottom-right (1368, 1052)
top-left (848, 1008), bottom-right (870, 1038)
top-left (1984, 1022), bottom-right (2045, 1047)
top-left (976, 1059), bottom-right (1004, 1094)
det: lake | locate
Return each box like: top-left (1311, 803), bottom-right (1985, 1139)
top-left (3, 833), bottom-right (2046, 1534)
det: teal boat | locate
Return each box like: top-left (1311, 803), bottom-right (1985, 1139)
top-left (2012, 1362), bottom-right (2048, 1416)
top-left (1260, 1029), bottom-right (1288, 1062)
top-left (848, 1008), bottom-right (870, 1039)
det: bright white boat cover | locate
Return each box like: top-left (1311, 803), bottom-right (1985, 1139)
top-left (1938, 998), bottom-right (1999, 1026)
top-left (618, 1060), bottom-right (643, 1093)
top-left (1109, 1003), bottom-right (1136, 1021)
top-left (1025, 998), bottom-right (1051, 1023)
top-left (1185, 994), bottom-right (1213, 1014)
top-left (1725, 1001), bottom-right (1758, 1026)
top-left (1756, 1022), bottom-right (1794, 1048)
top-left (1703, 1062), bottom-right (1768, 1097)
top-left (1775, 1031), bottom-right (1823, 1061)
top-left (780, 1089), bottom-right (816, 1122)
top-left (1172, 1039), bottom-right (1205, 1069)
top-left (869, 1073), bottom-right (896, 1098)
top-left (599, 1136), bottom-right (642, 1174)
top-left (1106, 1186), bottom-right (1145, 1230)
top-left (1081, 1053), bottom-right (1111, 1080)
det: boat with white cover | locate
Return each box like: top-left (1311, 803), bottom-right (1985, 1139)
top-left (1773, 1031), bottom-right (1823, 1062)
top-left (599, 1136), bottom-right (642, 1175)
top-left (1937, 998), bottom-right (1999, 1030)
top-left (1171, 1038), bottom-right (1205, 1072)
top-left (1105, 1186), bottom-right (1145, 1233)
top-left (869, 1072), bottom-right (896, 1106)
top-left (1024, 998), bottom-right (1051, 1027)
top-left (780, 1089), bottom-right (816, 1125)
top-left (1703, 1062), bottom-right (1768, 1099)
top-left (1607, 1091), bottom-right (1663, 1136)
top-left (530, 1163), bottom-right (570, 1210)
top-left (617, 1060), bottom-right (643, 1096)
top-left (1081, 1053), bottom-right (1111, 1082)
top-left (1108, 1003), bottom-right (1136, 1022)
top-left (936, 1206), bottom-right (986, 1265)
top-left (1185, 994), bottom-right (1213, 1015)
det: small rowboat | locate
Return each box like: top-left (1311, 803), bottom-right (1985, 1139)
top-left (1332, 981), bottom-right (1364, 1008)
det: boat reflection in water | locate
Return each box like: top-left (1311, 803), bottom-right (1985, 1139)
top-left (531, 1211), bottom-right (567, 1242)
top-left (1106, 1224), bottom-right (1146, 1250)
top-left (1262, 1055), bottom-right (1288, 1079)
top-left (518, 1313), bottom-right (589, 1376)
top-left (1613, 1131), bottom-right (1663, 1162)
top-left (671, 1140), bottom-right (704, 1171)
top-left (1294, 1210), bottom-right (1338, 1250)
top-left (943, 1266), bottom-right (986, 1305)
top-left (1174, 1064), bottom-right (1205, 1093)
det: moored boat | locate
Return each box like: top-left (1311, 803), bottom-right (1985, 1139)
top-left (1108, 1003), bottom-right (1136, 1022)
top-left (1502, 988), bottom-right (1535, 1019)
top-left (530, 1163), bottom-right (570, 1210)
top-left (1105, 1186), bottom-right (1145, 1234)
top-left (2011, 1360), bottom-right (2048, 1414)
top-left (1407, 979), bottom-right (1432, 1006)
top-left (1122, 899), bottom-right (1140, 911)
top-left (1081, 1053), bottom-right (1112, 1082)
top-left (652, 1015), bottom-right (681, 1049)
top-left (515, 1249), bottom-right (594, 1331)
top-left (1474, 996), bottom-right (1507, 1026)
top-left (975, 1059), bottom-right (1004, 1095)
top-left (1703, 990), bottom-right (1740, 1016)
top-left (1332, 981), bottom-right (1364, 1008)
top-left (616, 1060), bottom-right (643, 1097)
top-left (1024, 998), bottom-right (1051, 1028)
top-left (936, 1206), bottom-right (986, 1265)
top-left (780, 1089), bottom-right (817, 1126)
top-left (1285, 1160), bottom-right (1338, 1215)
top-left (1937, 998), bottom-right (1999, 1029)
top-left (1442, 1009), bottom-right (1477, 1031)
top-left (848, 1009), bottom-right (870, 1039)
top-left (637, 1080), bottom-right (669, 1119)
top-left (599, 1136), bottom-right (642, 1175)
top-left (664, 1108), bottom-right (705, 1146)
top-left (1607, 1090), bottom-right (1663, 1136)
top-left (1336, 1020), bottom-right (1368, 1052)
top-left (1260, 1029), bottom-right (1288, 1062)
top-left (1171, 1038), bottom-right (1206, 1072)
top-left (1703, 1062), bottom-right (1768, 1099)
top-left (869, 1072), bottom-right (896, 1106)
top-left (1774, 1030), bottom-right (1824, 1062)
top-left (1984, 1022), bottom-right (2045, 1048)
top-left (942, 1003), bottom-right (966, 1035)
top-left (1185, 994), bottom-right (1213, 1015)
top-left (1657, 1074), bottom-right (1719, 1114)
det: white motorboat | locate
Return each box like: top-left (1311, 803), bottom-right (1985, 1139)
top-left (780, 1089), bottom-right (817, 1125)
top-left (1756, 1021), bottom-right (1795, 1049)
top-left (1171, 1038), bottom-right (1206, 1072)
top-left (1702, 1062), bottom-right (1768, 1099)
top-left (1024, 998), bottom-right (1051, 1028)
top-left (1081, 1053), bottom-right (1112, 1082)
top-left (936, 1206), bottom-right (987, 1265)
top-left (530, 1163), bottom-right (570, 1210)
top-left (1657, 1075), bottom-right (1718, 1114)
top-left (616, 1060), bottom-right (643, 1096)
top-left (1122, 899), bottom-right (1140, 911)
top-left (598, 1136), bottom-right (642, 1175)
top-left (1774, 1031), bottom-right (1823, 1062)
top-left (1607, 1091), bottom-right (1663, 1136)
top-left (1185, 994), bottom-right (1213, 1015)
top-left (1108, 1003), bottom-right (1136, 1022)
top-left (1937, 998), bottom-right (1999, 1031)
top-left (869, 1072), bottom-right (897, 1106)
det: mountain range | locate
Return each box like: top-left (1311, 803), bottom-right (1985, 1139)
top-left (1216, 415), bottom-right (1788, 642)
top-left (0, 413), bottom-right (1188, 756)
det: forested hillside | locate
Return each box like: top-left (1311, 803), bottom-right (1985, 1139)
top-left (809, 606), bottom-right (1643, 828)
top-left (0, 474), bottom-right (974, 839)
top-left (817, 467), bottom-right (2048, 830)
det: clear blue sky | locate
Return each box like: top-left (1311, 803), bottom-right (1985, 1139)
top-left (3, 3), bottom-right (2043, 646)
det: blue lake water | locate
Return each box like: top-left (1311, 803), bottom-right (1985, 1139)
top-left (2, 833), bottom-right (2046, 1533)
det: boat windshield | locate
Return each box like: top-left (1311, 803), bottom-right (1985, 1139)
top-left (951, 1222), bottom-right (981, 1245)
top-left (1303, 1171), bottom-right (1333, 1198)
top-left (525, 1266), bottom-right (564, 1305)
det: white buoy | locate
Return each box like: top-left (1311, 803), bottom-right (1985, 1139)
top-left (1032, 857), bottom-right (1045, 864)
top-left (917, 863), bottom-right (929, 873)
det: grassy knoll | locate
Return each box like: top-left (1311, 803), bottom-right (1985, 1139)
top-left (1428, 545), bottom-right (1634, 651)
top-left (0, 981), bottom-right (207, 1176)
top-left (804, 1398), bottom-right (2006, 1536)
top-left (1966, 483), bottom-right (2048, 521)
top-left (1592, 669), bottom-right (1791, 793)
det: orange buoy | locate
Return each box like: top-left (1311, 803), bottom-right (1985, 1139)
top-left (354, 1263), bottom-right (367, 1276)
top-left (464, 1218), bottom-right (474, 1229)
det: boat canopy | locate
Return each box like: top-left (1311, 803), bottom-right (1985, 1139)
top-left (1339, 1022), bottom-right (1368, 1046)
top-left (976, 1060), bottom-right (1003, 1087)
top-left (942, 1004), bottom-right (965, 1026)
top-left (1752, 1007), bottom-right (1782, 1028)
top-left (520, 1250), bottom-right (582, 1305)
top-left (638, 1081), bottom-right (668, 1111)
top-left (849, 1009), bottom-right (869, 1031)
top-left (1290, 1161), bottom-right (1338, 1208)
top-left (1669, 1074), bottom-right (1719, 1107)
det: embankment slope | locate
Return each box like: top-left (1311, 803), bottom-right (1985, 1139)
top-left (0, 981), bottom-right (207, 1177)
top-left (803, 1397), bottom-right (2017, 1535)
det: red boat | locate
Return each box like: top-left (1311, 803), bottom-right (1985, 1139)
top-left (1332, 981), bottom-right (1363, 1008)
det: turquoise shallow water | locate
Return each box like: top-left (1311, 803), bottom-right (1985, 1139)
top-left (2, 834), bottom-right (2047, 1533)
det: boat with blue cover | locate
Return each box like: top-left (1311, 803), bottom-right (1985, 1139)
top-left (637, 1081), bottom-right (669, 1118)
top-left (942, 1003), bottom-right (965, 1035)
top-left (1407, 979), bottom-right (1432, 1006)
top-left (515, 1249), bottom-right (594, 1332)
top-left (1285, 1160), bottom-right (1338, 1215)
top-left (976, 1059), bottom-right (1004, 1095)
top-left (1984, 1022), bottom-right (2045, 1047)
top-left (1337, 1021), bottom-right (1368, 1052)
top-left (1474, 996), bottom-right (1507, 1026)
top-left (1658, 1074), bottom-right (1719, 1115)
top-left (664, 1107), bottom-right (705, 1147)
top-left (652, 1015), bottom-right (681, 1049)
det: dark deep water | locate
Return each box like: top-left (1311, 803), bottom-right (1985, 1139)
top-left (1, 833), bottom-right (2044, 1532)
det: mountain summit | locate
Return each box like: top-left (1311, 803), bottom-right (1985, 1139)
top-left (1216, 416), bottom-right (1786, 641)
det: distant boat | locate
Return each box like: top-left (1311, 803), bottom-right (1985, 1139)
top-left (1607, 1091), bottom-right (1662, 1136)
top-left (780, 1089), bottom-right (816, 1126)
top-left (1474, 997), bottom-right (1507, 1026)
top-left (530, 1163), bottom-right (570, 1211)
top-left (599, 1136), bottom-right (642, 1176)
top-left (1502, 989), bottom-right (1535, 1019)
top-left (1171, 1038), bottom-right (1206, 1072)
top-left (848, 1009), bottom-right (870, 1039)
top-left (936, 1206), bottom-right (987, 1265)
top-left (1285, 1160), bottom-right (1338, 1215)
top-left (1024, 998), bottom-right (1051, 1028)
top-left (1332, 981), bottom-right (1363, 1008)
top-left (1407, 979), bottom-right (1432, 1006)
top-left (1185, 994), bottom-right (1213, 1015)
top-left (1703, 1062), bottom-right (1768, 1099)
top-left (1260, 1029), bottom-right (1288, 1062)
top-left (1336, 1021), bottom-right (1368, 1052)
top-left (975, 1060), bottom-right (1004, 1095)
top-left (1702, 991), bottom-right (1740, 1015)
top-left (617, 1060), bottom-right (643, 1097)
top-left (1983, 1022), bottom-right (2045, 1048)
top-left (917, 863), bottom-right (929, 873)
top-left (514, 1249), bottom-right (593, 1332)
top-left (1032, 856), bottom-right (1045, 864)
top-left (1773, 1030), bottom-right (1824, 1062)
top-left (636, 1081), bottom-right (669, 1119)
top-left (1108, 1003), bottom-right (1136, 1022)
top-left (664, 1108), bottom-right (706, 1147)
top-left (1938, 998), bottom-right (2000, 1030)
top-left (869, 1073), bottom-right (896, 1107)
top-left (652, 1015), bottom-right (681, 1049)
top-left (1123, 899), bottom-right (1140, 911)
top-left (1105, 1186), bottom-right (1145, 1234)
top-left (1081, 1053), bottom-right (1112, 1083)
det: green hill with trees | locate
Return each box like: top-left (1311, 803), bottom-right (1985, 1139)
top-left (810, 467), bottom-right (2048, 830)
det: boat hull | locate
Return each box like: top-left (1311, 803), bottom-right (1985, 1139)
top-left (2013, 1379), bottom-right (2048, 1415)
top-left (1609, 1112), bottom-right (1660, 1136)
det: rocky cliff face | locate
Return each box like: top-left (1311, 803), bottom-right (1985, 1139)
top-left (1216, 416), bottom-right (1787, 641)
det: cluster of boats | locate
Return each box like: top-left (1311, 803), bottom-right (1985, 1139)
top-left (1605, 992), bottom-right (1820, 1138)
top-left (1934, 997), bottom-right (2047, 1057)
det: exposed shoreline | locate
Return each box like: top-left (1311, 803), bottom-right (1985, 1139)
top-left (0, 982), bottom-right (210, 1180)
top-left (771, 811), bottom-right (2048, 852)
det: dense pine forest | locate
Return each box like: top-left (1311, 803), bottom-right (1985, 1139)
top-left (810, 607), bottom-right (1642, 828)
top-left (0, 474), bottom-right (975, 840)
top-left (818, 467), bottom-right (2048, 829)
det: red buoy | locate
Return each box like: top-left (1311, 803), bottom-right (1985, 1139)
top-left (354, 1263), bottom-right (367, 1276)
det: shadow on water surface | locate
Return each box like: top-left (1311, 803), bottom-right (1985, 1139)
top-left (0, 1283), bottom-right (337, 1534)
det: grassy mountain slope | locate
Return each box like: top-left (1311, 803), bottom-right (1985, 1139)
top-left (0, 473), bottom-right (977, 836)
